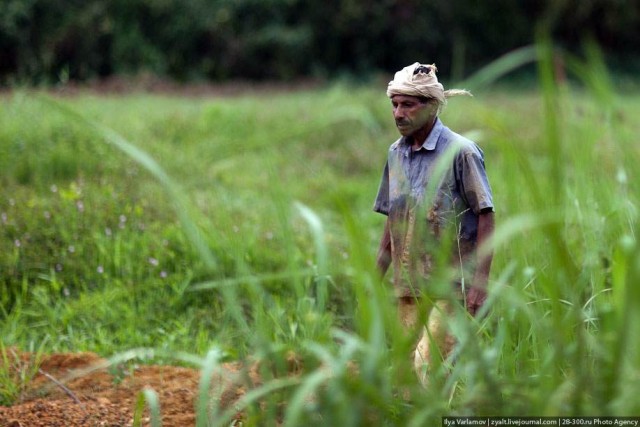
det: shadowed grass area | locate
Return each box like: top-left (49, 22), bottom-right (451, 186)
top-left (1, 42), bottom-right (640, 422)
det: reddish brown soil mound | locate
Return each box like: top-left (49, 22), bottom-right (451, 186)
top-left (0, 351), bottom-right (256, 427)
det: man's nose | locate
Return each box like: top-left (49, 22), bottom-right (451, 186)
top-left (393, 107), bottom-right (404, 119)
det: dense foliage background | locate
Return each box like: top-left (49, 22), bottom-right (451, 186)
top-left (2, 0), bottom-right (640, 85)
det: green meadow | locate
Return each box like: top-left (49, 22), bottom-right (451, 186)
top-left (2, 50), bottom-right (640, 423)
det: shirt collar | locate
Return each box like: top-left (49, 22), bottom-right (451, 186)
top-left (421, 118), bottom-right (443, 150)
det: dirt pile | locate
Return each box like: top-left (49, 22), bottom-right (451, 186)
top-left (0, 351), bottom-right (254, 427)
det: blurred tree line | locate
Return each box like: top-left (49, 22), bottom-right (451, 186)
top-left (1, 0), bottom-right (638, 85)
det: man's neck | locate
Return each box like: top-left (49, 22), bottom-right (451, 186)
top-left (409, 117), bottom-right (437, 150)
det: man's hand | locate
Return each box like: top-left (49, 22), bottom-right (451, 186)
top-left (465, 287), bottom-right (487, 317)
top-left (466, 211), bottom-right (494, 317)
top-left (376, 219), bottom-right (392, 278)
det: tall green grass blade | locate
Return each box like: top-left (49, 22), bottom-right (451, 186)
top-left (460, 45), bottom-right (538, 89)
top-left (210, 377), bottom-right (302, 427)
top-left (283, 366), bottom-right (331, 427)
top-left (564, 38), bottom-right (616, 110)
top-left (294, 202), bottom-right (328, 311)
top-left (605, 236), bottom-right (640, 414)
top-left (132, 388), bottom-right (162, 427)
top-left (535, 31), bottom-right (563, 208)
top-left (196, 347), bottom-right (225, 427)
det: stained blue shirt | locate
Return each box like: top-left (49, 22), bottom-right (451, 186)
top-left (374, 118), bottom-right (494, 295)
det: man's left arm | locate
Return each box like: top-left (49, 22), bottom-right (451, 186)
top-left (466, 210), bottom-right (494, 316)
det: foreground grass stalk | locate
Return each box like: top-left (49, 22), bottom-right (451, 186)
top-left (132, 388), bottom-right (162, 427)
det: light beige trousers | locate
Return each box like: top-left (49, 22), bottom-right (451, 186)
top-left (399, 299), bottom-right (457, 387)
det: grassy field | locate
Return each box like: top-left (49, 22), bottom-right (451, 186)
top-left (2, 54), bottom-right (640, 423)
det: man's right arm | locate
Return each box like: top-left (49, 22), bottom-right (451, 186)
top-left (376, 218), bottom-right (392, 277)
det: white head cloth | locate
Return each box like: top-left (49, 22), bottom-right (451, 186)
top-left (386, 62), bottom-right (471, 106)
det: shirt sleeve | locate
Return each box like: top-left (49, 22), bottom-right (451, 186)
top-left (455, 146), bottom-right (494, 215)
top-left (373, 161), bottom-right (390, 216)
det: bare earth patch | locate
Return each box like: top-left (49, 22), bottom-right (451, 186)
top-left (0, 351), bottom-right (257, 427)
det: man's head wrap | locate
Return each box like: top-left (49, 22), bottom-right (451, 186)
top-left (386, 63), bottom-right (471, 108)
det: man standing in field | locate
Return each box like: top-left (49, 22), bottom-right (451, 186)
top-left (374, 62), bottom-right (495, 385)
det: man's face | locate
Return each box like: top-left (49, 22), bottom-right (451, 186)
top-left (391, 95), bottom-right (438, 137)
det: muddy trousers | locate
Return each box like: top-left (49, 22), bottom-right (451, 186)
top-left (398, 298), bottom-right (456, 388)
